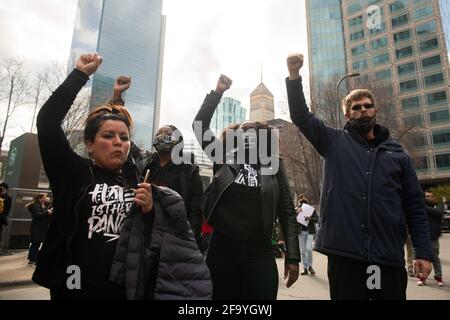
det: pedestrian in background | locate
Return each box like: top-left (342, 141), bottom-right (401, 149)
top-left (296, 194), bottom-right (318, 276)
top-left (0, 182), bottom-right (12, 256)
top-left (26, 193), bottom-right (53, 265)
top-left (418, 191), bottom-right (445, 287)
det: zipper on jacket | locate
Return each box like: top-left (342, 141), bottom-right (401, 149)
top-left (271, 178), bottom-right (277, 242)
top-left (66, 166), bottom-right (95, 265)
top-left (206, 178), bottom-right (234, 222)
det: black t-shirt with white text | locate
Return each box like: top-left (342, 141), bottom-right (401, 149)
top-left (68, 166), bottom-right (134, 299)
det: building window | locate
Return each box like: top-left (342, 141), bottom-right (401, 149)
top-left (427, 91), bottom-right (447, 106)
top-left (416, 20), bottom-right (437, 37)
top-left (371, 37), bottom-right (388, 50)
top-left (424, 73), bottom-right (444, 88)
top-left (413, 156), bottom-right (429, 171)
top-left (404, 114), bottom-right (423, 128)
top-left (353, 60), bottom-right (368, 70)
top-left (351, 43), bottom-right (367, 56)
top-left (393, 29), bottom-right (411, 43)
top-left (395, 46), bottom-right (414, 59)
top-left (422, 55), bottom-right (441, 69)
top-left (369, 21), bottom-right (386, 35)
top-left (391, 14), bottom-right (408, 28)
top-left (433, 130), bottom-right (450, 147)
top-left (347, 2), bottom-right (362, 15)
top-left (373, 52), bottom-right (389, 65)
top-left (349, 15), bottom-right (363, 28)
top-left (375, 68), bottom-right (391, 81)
top-left (430, 109), bottom-right (450, 124)
top-left (414, 5), bottom-right (433, 20)
top-left (435, 153), bottom-right (450, 170)
top-left (399, 79), bottom-right (418, 93)
top-left (389, 0), bottom-right (408, 13)
top-left (401, 96), bottom-right (421, 110)
top-left (350, 30), bottom-right (364, 42)
top-left (419, 38), bottom-right (439, 53)
top-left (397, 61), bottom-right (416, 77)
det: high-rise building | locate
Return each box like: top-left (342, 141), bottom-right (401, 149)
top-left (249, 82), bottom-right (275, 122)
top-left (306, 0), bottom-right (450, 186)
top-left (306, 0), bottom-right (348, 96)
top-left (211, 97), bottom-right (247, 135)
top-left (68, 0), bottom-right (165, 149)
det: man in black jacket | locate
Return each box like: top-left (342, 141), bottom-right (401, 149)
top-left (418, 191), bottom-right (444, 287)
top-left (286, 53), bottom-right (432, 300)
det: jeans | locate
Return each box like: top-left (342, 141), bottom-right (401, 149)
top-left (298, 231), bottom-right (314, 269)
top-left (431, 238), bottom-right (442, 278)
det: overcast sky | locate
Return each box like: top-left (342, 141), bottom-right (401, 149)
top-left (0, 0), bottom-right (309, 149)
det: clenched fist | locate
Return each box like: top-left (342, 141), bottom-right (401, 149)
top-left (76, 53), bottom-right (103, 77)
top-left (287, 53), bottom-right (304, 80)
top-left (215, 74), bottom-right (232, 95)
top-left (114, 76), bottom-right (131, 94)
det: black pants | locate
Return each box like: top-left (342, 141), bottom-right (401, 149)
top-left (206, 232), bottom-right (278, 300)
top-left (327, 254), bottom-right (407, 300)
top-left (28, 242), bottom-right (41, 262)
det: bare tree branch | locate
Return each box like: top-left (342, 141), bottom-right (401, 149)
top-left (0, 58), bottom-right (29, 151)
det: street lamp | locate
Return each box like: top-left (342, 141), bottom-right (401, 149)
top-left (336, 73), bottom-right (360, 126)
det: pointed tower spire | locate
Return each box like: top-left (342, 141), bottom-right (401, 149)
top-left (260, 64), bottom-right (263, 83)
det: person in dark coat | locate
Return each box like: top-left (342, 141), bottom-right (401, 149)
top-left (417, 191), bottom-right (445, 287)
top-left (26, 193), bottom-right (52, 265)
top-left (32, 53), bottom-right (208, 300)
top-left (0, 182), bottom-right (12, 255)
top-left (286, 53), bottom-right (432, 300)
top-left (193, 74), bottom-right (300, 300)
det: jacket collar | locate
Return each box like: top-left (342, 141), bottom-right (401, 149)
top-left (344, 122), bottom-right (398, 149)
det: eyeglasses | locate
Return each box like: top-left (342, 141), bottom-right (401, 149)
top-left (351, 103), bottom-right (374, 111)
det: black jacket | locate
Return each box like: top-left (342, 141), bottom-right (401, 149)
top-left (129, 145), bottom-right (204, 247)
top-left (28, 203), bottom-right (51, 243)
top-left (33, 69), bottom-right (142, 289)
top-left (286, 77), bottom-right (432, 267)
top-left (425, 204), bottom-right (443, 240)
top-left (193, 90), bottom-right (300, 265)
top-left (110, 186), bottom-right (212, 300)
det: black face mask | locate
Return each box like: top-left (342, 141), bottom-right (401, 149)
top-left (348, 116), bottom-right (376, 135)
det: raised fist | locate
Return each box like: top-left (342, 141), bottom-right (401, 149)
top-left (76, 53), bottom-right (103, 77)
top-left (215, 74), bottom-right (232, 95)
top-left (114, 76), bottom-right (131, 94)
top-left (287, 53), bottom-right (304, 79)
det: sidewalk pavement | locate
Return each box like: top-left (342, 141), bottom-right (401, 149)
top-left (0, 250), bottom-right (34, 288)
top-left (1, 234), bottom-right (450, 299)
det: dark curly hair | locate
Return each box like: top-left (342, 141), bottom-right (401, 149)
top-left (84, 104), bottom-right (133, 143)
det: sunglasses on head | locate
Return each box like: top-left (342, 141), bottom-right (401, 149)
top-left (351, 103), bottom-right (374, 111)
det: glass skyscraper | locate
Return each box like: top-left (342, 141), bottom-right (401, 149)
top-left (68, 0), bottom-right (165, 149)
top-left (306, 0), bottom-right (348, 94)
top-left (211, 97), bottom-right (247, 135)
top-left (306, 0), bottom-right (450, 186)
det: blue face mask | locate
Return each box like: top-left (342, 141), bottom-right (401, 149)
top-left (153, 133), bottom-right (178, 152)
